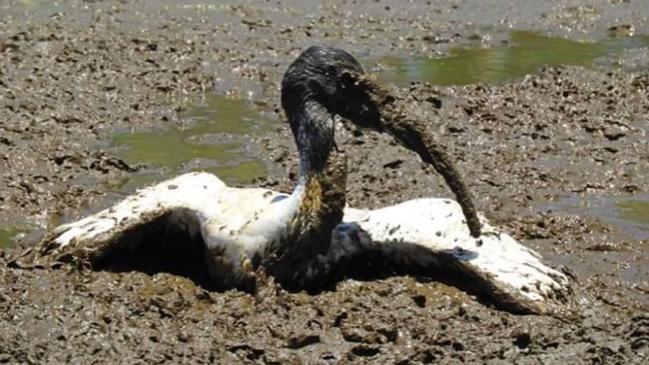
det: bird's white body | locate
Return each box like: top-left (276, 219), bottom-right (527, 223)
top-left (37, 172), bottom-right (571, 313)
top-left (53, 172), bottom-right (306, 282)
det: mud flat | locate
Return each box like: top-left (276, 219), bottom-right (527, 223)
top-left (1, 0), bottom-right (649, 363)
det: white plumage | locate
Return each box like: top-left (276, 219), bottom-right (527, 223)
top-left (27, 171), bottom-right (571, 313)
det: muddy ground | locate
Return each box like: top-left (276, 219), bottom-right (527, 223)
top-left (1, 0), bottom-right (648, 363)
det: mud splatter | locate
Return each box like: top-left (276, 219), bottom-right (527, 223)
top-left (1, 0), bottom-right (648, 363)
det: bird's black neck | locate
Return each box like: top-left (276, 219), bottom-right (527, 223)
top-left (291, 99), bottom-right (335, 174)
top-left (267, 100), bottom-right (347, 285)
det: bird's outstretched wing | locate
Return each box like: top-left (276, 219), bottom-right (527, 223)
top-left (10, 175), bottom-right (573, 314)
top-left (330, 199), bottom-right (573, 314)
top-left (11, 172), bottom-right (226, 269)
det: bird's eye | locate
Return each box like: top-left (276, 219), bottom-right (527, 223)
top-left (339, 71), bottom-right (355, 90)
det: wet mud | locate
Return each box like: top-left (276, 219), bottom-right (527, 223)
top-left (1, 0), bottom-right (649, 363)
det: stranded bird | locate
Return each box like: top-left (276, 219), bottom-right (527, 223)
top-left (11, 45), bottom-right (572, 313)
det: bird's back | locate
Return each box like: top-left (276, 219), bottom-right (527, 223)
top-left (202, 186), bottom-right (297, 255)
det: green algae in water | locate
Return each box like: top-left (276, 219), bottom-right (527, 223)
top-left (377, 31), bottom-right (649, 86)
top-left (0, 226), bottom-right (29, 248)
top-left (546, 195), bottom-right (649, 240)
top-left (111, 95), bottom-right (272, 193)
top-left (617, 199), bottom-right (649, 232)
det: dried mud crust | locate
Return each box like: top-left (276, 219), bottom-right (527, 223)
top-left (1, 0), bottom-right (649, 364)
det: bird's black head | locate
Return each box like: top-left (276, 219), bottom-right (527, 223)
top-left (281, 45), bottom-right (382, 137)
top-left (280, 46), bottom-right (482, 237)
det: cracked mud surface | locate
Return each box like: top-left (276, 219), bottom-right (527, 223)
top-left (1, 1), bottom-right (648, 363)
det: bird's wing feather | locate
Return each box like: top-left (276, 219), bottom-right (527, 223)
top-left (11, 173), bottom-right (572, 314)
top-left (11, 172), bottom-right (226, 268)
top-left (340, 199), bottom-right (573, 314)
top-left (199, 186), bottom-right (295, 266)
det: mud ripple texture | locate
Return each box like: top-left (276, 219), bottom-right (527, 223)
top-left (1, 0), bottom-right (648, 363)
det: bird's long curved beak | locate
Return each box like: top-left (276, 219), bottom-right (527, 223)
top-left (349, 74), bottom-right (483, 238)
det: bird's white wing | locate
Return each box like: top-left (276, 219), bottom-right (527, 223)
top-left (336, 199), bottom-right (573, 314)
top-left (12, 172), bottom-right (226, 268)
top-left (11, 174), bottom-right (573, 313)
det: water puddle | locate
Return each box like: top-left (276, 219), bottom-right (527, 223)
top-left (544, 194), bottom-right (649, 240)
top-left (0, 225), bottom-right (32, 249)
top-left (374, 31), bottom-right (649, 85)
top-left (109, 95), bottom-right (274, 193)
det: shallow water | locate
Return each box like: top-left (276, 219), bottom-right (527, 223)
top-left (0, 226), bottom-right (30, 248)
top-left (375, 31), bottom-right (649, 85)
top-left (545, 194), bottom-right (649, 240)
top-left (110, 95), bottom-right (273, 193)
